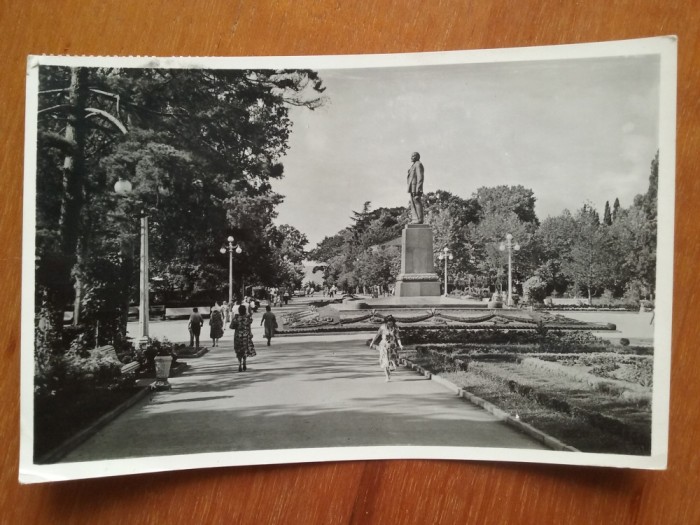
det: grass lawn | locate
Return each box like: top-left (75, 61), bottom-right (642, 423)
top-left (405, 347), bottom-right (652, 455)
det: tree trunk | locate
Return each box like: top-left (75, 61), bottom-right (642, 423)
top-left (39, 67), bottom-right (90, 343)
top-left (72, 275), bottom-right (82, 326)
top-left (59, 67), bottom-right (89, 260)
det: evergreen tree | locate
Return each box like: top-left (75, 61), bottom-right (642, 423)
top-left (612, 197), bottom-right (620, 222)
top-left (603, 200), bottom-right (612, 226)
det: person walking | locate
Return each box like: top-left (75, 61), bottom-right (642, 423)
top-left (369, 315), bottom-right (403, 382)
top-left (188, 307), bottom-right (204, 350)
top-left (283, 289), bottom-right (290, 306)
top-left (209, 301), bottom-right (224, 347)
top-left (222, 300), bottom-right (230, 327)
top-left (260, 305), bottom-right (278, 346)
top-left (231, 304), bottom-right (256, 371)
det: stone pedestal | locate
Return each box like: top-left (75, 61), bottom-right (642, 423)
top-left (395, 224), bottom-right (441, 297)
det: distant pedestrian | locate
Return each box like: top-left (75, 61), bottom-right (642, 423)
top-left (231, 304), bottom-right (256, 371)
top-left (260, 305), bottom-right (278, 346)
top-left (369, 315), bottom-right (403, 382)
top-left (222, 300), bottom-right (230, 325)
top-left (283, 289), bottom-right (290, 305)
top-left (188, 307), bottom-right (204, 349)
top-left (209, 302), bottom-right (224, 347)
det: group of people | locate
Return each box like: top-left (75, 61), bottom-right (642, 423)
top-left (268, 288), bottom-right (291, 307)
top-left (186, 298), bottom-right (278, 373)
top-left (187, 299), bottom-right (403, 381)
top-left (323, 285), bottom-right (339, 297)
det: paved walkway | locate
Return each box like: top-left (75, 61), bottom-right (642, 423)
top-left (63, 326), bottom-right (546, 462)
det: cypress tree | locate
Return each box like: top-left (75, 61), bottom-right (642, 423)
top-left (603, 201), bottom-right (612, 226)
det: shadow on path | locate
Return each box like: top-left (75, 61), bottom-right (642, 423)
top-left (62, 336), bottom-right (547, 462)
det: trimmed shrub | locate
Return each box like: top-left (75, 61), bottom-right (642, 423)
top-left (523, 276), bottom-right (548, 304)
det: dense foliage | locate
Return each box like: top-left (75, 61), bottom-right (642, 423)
top-left (310, 154), bottom-right (659, 303)
top-left (36, 66), bottom-right (325, 345)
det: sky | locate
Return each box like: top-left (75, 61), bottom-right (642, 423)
top-left (271, 55), bottom-right (660, 248)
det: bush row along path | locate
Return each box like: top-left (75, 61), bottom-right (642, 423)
top-left (63, 311), bottom-right (547, 462)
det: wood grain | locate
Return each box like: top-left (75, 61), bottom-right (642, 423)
top-left (2, 1), bottom-right (698, 523)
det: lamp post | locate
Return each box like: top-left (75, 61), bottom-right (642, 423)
top-left (499, 233), bottom-right (520, 307)
top-left (220, 236), bottom-right (242, 304)
top-left (114, 177), bottom-right (150, 348)
top-left (438, 247), bottom-right (453, 297)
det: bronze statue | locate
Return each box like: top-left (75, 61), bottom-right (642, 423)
top-left (407, 151), bottom-right (424, 224)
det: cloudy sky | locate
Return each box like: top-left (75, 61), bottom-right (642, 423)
top-left (271, 55), bottom-right (660, 247)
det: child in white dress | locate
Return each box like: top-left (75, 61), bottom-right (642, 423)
top-left (369, 315), bottom-right (403, 382)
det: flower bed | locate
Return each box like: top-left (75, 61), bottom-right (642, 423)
top-left (404, 341), bottom-right (652, 455)
top-left (406, 328), bottom-right (611, 351)
top-left (537, 304), bottom-right (641, 312)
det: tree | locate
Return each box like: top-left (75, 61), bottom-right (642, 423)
top-left (612, 197), bottom-right (621, 222)
top-left (529, 210), bottom-right (577, 294)
top-left (423, 191), bottom-right (480, 283)
top-left (603, 201), bottom-right (612, 226)
top-left (354, 246), bottom-right (401, 291)
top-left (472, 211), bottom-right (536, 292)
top-left (274, 224), bottom-right (308, 264)
top-left (308, 233), bottom-right (349, 263)
top-left (560, 205), bottom-right (608, 303)
top-left (35, 66), bottom-right (327, 344)
top-left (475, 185), bottom-right (538, 224)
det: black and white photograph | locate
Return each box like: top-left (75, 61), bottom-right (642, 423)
top-left (20, 37), bottom-right (676, 482)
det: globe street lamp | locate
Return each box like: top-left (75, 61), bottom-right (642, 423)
top-left (438, 247), bottom-right (454, 297)
top-left (114, 177), bottom-right (150, 348)
top-left (220, 236), bottom-right (242, 304)
top-left (499, 233), bottom-right (520, 307)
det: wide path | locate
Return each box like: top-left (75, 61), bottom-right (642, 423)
top-left (63, 331), bottom-right (546, 462)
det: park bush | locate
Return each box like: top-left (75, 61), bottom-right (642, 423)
top-left (523, 276), bottom-right (548, 304)
top-left (34, 330), bottom-right (133, 398)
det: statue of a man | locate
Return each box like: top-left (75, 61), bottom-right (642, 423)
top-left (407, 151), bottom-right (424, 224)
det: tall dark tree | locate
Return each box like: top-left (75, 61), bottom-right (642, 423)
top-left (612, 197), bottom-right (621, 222)
top-left (603, 200), bottom-right (613, 226)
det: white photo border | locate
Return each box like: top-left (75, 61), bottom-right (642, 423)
top-left (20, 36), bottom-right (677, 483)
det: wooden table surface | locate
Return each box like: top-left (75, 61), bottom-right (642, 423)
top-left (2, 1), bottom-right (698, 523)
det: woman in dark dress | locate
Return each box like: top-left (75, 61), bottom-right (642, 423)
top-left (209, 302), bottom-right (224, 347)
top-left (260, 305), bottom-right (277, 346)
top-left (231, 304), bottom-right (255, 371)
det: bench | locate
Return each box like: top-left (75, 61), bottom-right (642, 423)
top-left (164, 306), bottom-right (211, 319)
top-left (93, 345), bottom-right (141, 375)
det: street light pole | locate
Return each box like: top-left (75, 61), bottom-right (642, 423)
top-left (114, 177), bottom-right (151, 348)
top-left (138, 212), bottom-right (149, 346)
top-left (220, 236), bottom-right (242, 303)
top-left (438, 247), bottom-right (453, 297)
top-left (499, 233), bottom-right (520, 307)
